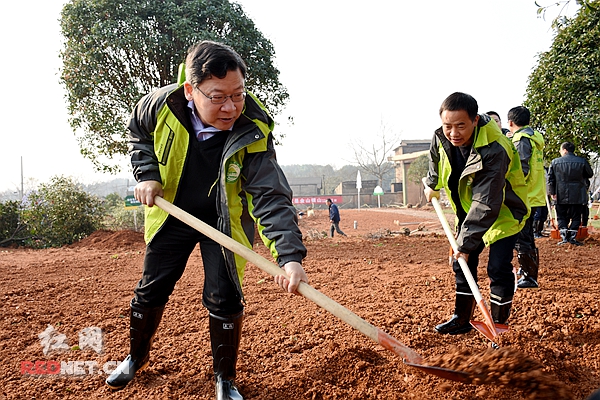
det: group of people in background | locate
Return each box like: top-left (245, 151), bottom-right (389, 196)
top-left (424, 92), bottom-right (594, 336)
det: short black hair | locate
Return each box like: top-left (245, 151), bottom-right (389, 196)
top-left (439, 92), bottom-right (478, 121)
top-left (561, 141), bottom-right (575, 153)
top-left (185, 40), bottom-right (247, 86)
top-left (507, 106), bottom-right (531, 127)
top-left (486, 111), bottom-right (500, 120)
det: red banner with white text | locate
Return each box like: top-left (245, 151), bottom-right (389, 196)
top-left (293, 196), bottom-right (342, 206)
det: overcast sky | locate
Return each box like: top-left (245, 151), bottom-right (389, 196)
top-left (0, 0), bottom-right (576, 193)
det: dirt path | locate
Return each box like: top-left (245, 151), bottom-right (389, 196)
top-left (1, 207), bottom-right (599, 399)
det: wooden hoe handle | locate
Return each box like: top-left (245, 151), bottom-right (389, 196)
top-left (153, 196), bottom-right (424, 364)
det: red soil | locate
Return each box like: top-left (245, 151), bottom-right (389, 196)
top-left (1, 207), bottom-right (599, 399)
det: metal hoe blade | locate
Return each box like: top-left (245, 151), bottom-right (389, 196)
top-left (376, 328), bottom-right (472, 383)
top-left (471, 321), bottom-right (509, 342)
top-left (405, 362), bottom-right (472, 383)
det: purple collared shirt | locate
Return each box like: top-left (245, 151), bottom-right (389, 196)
top-left (187, 100), bottom-right (232, 141)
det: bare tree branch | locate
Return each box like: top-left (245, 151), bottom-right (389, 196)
top-left (350, 120), bottom-right (401, 186)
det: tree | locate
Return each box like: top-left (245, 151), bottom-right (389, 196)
top-left (60, 0), bottom-right (288, 173)
top-left (22, 176), bottom-right (104, 248)
top-left (526, 1), bottom-right (600, 160)
top-left (103, 192), bottom-right (121, 207)
top-left (350, 121), bottom-right (401, 187)
top-left (102, 192), bottom-right (144, 232)
top-left (535, 0), bottom-right (598, 23)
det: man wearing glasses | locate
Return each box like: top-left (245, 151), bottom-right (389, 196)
top-left (106, 40), bottom-right (308, 399)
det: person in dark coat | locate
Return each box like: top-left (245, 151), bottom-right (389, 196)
top-left (487, 111), bottom-right (511, 136)
top-left (547, 141), bottom-right (594, 245)
top-left (326, 198), bottom-right (347, 237)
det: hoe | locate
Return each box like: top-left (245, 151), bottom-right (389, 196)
top-left (154, 196), bottom-right (474, 383)
top-left (429, 195), bottom-right (508, 343)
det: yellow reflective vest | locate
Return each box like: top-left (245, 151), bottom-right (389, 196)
top-left (512, 127), bottom-right (547, 207)
top-left (128, 84), bottom-right (306, 299)
top-left (426, 115), bottom-right (530, 253)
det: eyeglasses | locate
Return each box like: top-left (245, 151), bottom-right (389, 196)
top-left (196, 87), bottom-right (246, 104)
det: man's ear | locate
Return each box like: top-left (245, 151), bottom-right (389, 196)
top-left (183, 82), bottom-right (194, 101)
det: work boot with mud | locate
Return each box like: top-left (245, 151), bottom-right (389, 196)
top-left (210, 311), bottom-right (244, 400)
top-left (435, 293), bottom-right (475, 335)
top-left (106, 301), bottom-right (164, 390)
top-left (517, 249), bottom-right (539, 289)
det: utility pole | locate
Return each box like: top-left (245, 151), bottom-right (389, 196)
top-left (322, 175), bottom-right (325, 195)
top-left (356, 170), bottom-right (362, 210)
top-left (20, 156), bottom-right (24, 201)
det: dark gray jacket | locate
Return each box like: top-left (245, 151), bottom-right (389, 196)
top-left (426, 115), bottom-right (529, 253)
top-left (128, 84), bottom-right (306, 300)
top-left (548, 152), bottom-right (594, 205)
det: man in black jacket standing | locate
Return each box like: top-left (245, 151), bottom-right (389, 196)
top-left (547, 142), bottom-right (594, 245)
top-left (327, 198), bottom-right (347, 237)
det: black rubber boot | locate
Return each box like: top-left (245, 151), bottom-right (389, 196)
top-left (210, 311), bottom-right (244, 400)
top-left (533, 220), bottom-right (543, 239)
top-left (557, 229), bottom-right (569, 245)
top-left (568, 230), bottom-right (583, 246)
top-left (517, 249), bottom-right (539, 289)
top-left (539, 223), bottom-right (549, 237)
top-left (106, 301), bottom-right (164, 390)
top-left (491, 301), bottom-right (512, 325)
top-left (435, 294), bottom-right (475, 335)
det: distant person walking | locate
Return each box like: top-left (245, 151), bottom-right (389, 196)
top-left (327, 198), bottom-right (347, 237)
top-left (547, 141), bottom-right (594, 245)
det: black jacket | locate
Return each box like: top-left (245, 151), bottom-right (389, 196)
top-left (328, 203), bottom-right (341, 223)
top-left (548, 152), bottom-right (594, 205)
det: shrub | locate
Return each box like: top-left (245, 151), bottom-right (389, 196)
top-left (22, 176), bottom-right (105, 248)
top-left (103, 202), bottom-right (144, 232)
top-left (0, 200), bottom-right (29, 247)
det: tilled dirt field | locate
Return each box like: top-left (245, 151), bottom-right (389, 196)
top-left (1, 206), bottom-right (599, 399)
